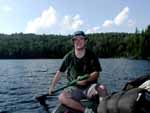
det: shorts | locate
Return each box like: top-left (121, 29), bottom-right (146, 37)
top-left (64, 84), bottom-right (99, 101)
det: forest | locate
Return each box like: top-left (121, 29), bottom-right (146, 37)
top-left (0, 25), bottom-right (150, 59)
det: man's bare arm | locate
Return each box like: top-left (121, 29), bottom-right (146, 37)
top-left (77, 71), bottom-right (99, 86)
top-left (49, 71), bottom-right (62, 95)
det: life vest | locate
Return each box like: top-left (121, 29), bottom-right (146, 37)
top-left (97, 88), bottom-right (150, 113)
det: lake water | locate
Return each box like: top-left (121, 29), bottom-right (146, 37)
top-left (0, 58), bottom-right (150, 113)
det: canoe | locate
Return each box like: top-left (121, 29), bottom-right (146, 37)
top-left (52, 99), bottom-right (99, 113)
top-left (38, 75), bottom-right (150, 113)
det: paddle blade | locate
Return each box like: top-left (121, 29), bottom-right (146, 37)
top-left (36, 95), bottom-right (49, 111)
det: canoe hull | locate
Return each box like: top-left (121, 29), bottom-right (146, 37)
top-left (52, 99), bottom-right (98, 113)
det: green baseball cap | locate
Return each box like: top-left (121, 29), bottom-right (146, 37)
top-left (72, 31), bottom-right (87, 40)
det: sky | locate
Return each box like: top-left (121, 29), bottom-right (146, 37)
top-left (0, 0), bottom-right (150, 35)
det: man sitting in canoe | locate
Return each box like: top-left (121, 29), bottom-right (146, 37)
top-left (49, 31), bottom-right (108, 113)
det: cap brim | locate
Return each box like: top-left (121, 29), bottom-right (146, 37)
top-left (72, 35), bottom-right (87, 40)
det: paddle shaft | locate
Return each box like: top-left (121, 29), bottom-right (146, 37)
top-left (37, 74), bottom-right (88, 98)
top-left (40, 81), bottom-right (77, 97)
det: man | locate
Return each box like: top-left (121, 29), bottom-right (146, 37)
top-left (49, 31), bottom-right (108, 113)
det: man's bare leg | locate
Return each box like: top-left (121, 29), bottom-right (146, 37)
top-left (58, 91), bottom-right (85, 112)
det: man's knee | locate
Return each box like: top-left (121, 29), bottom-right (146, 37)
top-left (58, 91), bottom-right (70, 103)
top-left (96, 84), bottom-right (108, 97)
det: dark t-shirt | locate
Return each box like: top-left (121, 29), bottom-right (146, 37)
top-left (59, 48), bottom-right (102, 87)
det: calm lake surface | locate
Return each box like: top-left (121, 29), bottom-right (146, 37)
top-left (0, 58), bottom-right (150, 113)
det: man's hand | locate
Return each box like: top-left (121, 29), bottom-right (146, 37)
top-left (76, 75), bottom-right (88, 86)
top-left (77, 80), bottom-right (87, 86)
top-left (48, 88), bottom-right (53, 95)
top-left (77, 76), bottom-right (87, 85)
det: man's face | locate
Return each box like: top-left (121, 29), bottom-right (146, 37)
top-left (73, 36), bottom-right (87, 50)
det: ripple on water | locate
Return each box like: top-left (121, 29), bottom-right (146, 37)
top-left (0, 59), bottom-right (150, 113)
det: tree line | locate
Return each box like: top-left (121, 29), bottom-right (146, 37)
top-left (0, 25), bottom-right (150, 59)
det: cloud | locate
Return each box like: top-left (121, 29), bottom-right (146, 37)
top-left (25, 6), bottom-right (56, 33)
top-left (114, 7), bottom-right (129, 26)
top-left (86, 26), bottom-right (101, 33)
top-left (61, 14), bottom-right (83, 33)
top-left (102, 6), bottom-right (130, 28)
top-left (102, 20), bottom-right (113, 28)
top-left (2, 5), bottom-right (12, 12)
